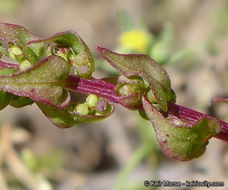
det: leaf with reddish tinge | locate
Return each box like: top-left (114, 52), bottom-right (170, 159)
top-left (0, 61), bottom-right (19, 75)
top-left (0, 23), bottom-right (44, 64)
top-left (9, 94), bottom-right (34, 108)
top-left (142, 96), bottom-right (221, 161)
top-left (96, 47), bottom-right (173, 112)
top-left (0, 61), bottom-right (34, 109)
top-left (0, 91), bottom-right (10, 110)
top-left (0, 55), bottom-right (71, 108)
top-left (0, 61), bottom-right (19, 69)
top-left (27, 31), bottom-right (94, 71)
top-left (37, 102), bottom-right (115, 128)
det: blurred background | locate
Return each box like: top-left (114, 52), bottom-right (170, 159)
top-left (0, 0), bottom-right (228, 189)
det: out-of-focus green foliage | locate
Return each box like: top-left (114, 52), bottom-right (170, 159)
top-left (22, 148), bottom-right (64, 173)
top-left (0, 0), bottom-right (19, 14)
top-left (206, 1), bottom-right (228, 55)
top-left (96, 10), bottom-right (196, 76)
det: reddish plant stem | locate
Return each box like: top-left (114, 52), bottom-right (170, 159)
top-left (0, 61), bottom-right (19, 69)
top-left (65, 75), bottom-right (228, 142)
top-left (65, 75), bottom-right (122, 103)
top-left (65, 75), bottom-right (142, 109)
top-left (168, 102), bottom-right (228, 142)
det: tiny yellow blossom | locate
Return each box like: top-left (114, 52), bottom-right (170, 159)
top-left (119, 29), bottom-right (149, 52)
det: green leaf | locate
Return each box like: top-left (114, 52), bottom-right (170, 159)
top-left (0, 23), bottom-right (44, 64)
top-left (150, 23), bottom-right (174, 64)
top-left (0, 90), bottom-right (34, 109)
top-left (37, 102), bottom-right (115, 128)
top-left (9, 94), bottom-right (34, 108)
top-left (0, 67), bottom-right (18, 75)
top-left (142, 96), bottom-right (221, 161)
top-left (0, 91), bottom-right (10, 110)
top-left (0, 55), bottom-right (71, 108)
top-left (0, 44), bottom-right (8, 56)
top-left (117, 9), bottom-right (133, 31)
top-left (97, 47), bottom-right (174, 112)
top-left (0, 61), bottom-right (34, 108)
top-left (27, 30), bottom-right (94, 71)
top-left (0, 61), bottom-right (21, 109)
top-left (0, 61), bottom-right (19, 75)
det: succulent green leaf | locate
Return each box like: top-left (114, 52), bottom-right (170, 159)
top-left (8, 45), bottom-right (24, 61)
top-left (0, 61), bottom-right (20, 109)
top-left (37, 101), bottom-right (115, 128)
top-left (97, 47), bottom-right (173, 112)
top-left (0, 23), bottom-right (44, 64)
top-left (142, 96), bottom-right (221, 161)
top-left (0, 90), bottom-right (34, 109)
top-left (0, 44), bottom-right (8, 56)
top-left (9, 94), bottom-right (34, 108)
top-left (0, 61), bottom-right (19, 75)
top-left (27, 31), bottom-right (94, 72)
top-left (0, 91), bottom-right (10, 110)
top-left (0, 67), bottom-right (18, 75)
top-left (0, 55), bottom-right (71, 108)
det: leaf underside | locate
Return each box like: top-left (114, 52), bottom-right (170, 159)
top-left (0, 55), bottom-right (71, 108)
top-left (0, 23), bottom-right (44, 64)
top-left (37, 102), bottom-right (115, 128)
top-left (96, 47), bottom-right (172, 112)
top-left (142, 96), bottom-right (221, 161)
top-left (27, 31), bottom-right (94, 71)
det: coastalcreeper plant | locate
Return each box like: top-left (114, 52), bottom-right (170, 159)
top-left (0, 23), bottom-right (227, 161)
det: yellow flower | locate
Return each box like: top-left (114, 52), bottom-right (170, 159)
top-left (119, 29), bottom-right (149, 52)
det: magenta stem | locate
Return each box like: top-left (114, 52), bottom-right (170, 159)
top-left (168, 102), bottom-right (228, 142)
top-left (0, 61), bottom-right (19, 69)
top-left (65, 75), bottom-right (121, 103)
top-left (65, 75), bottom-right (228, 142)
